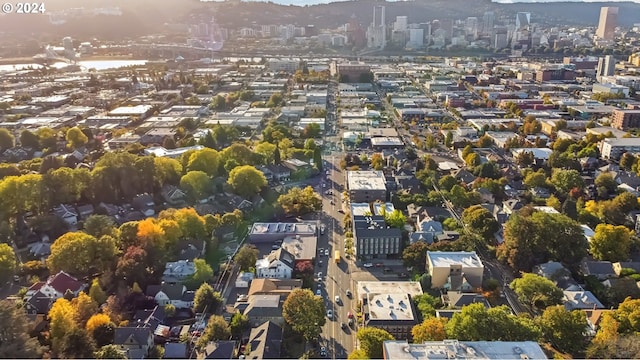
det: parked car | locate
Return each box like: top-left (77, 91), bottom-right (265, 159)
top-left (363, 263), bottom-right (373, 268)
top-left (324, 249), bottom-right (330, 256)
top-left (327, 310), bottom-right (333, 319)
top-left (335, 295), bottom-right (341, 304)
top-left (341, 322), bottom-right (347, 330)
top-left (316, 289), bottom-right (321, 296)
top-left (348, 318), bottom-right (354, 327)
top-left (346, 290), bottom-right (352, 298)
top-left (320, 346), bottom-right (327, 357)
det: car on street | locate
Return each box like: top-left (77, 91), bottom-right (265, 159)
top-left (330, 200), bottom-right (335, 205)
top-left (327, 310), bottom-right (333, 319)
top-left (348, 318), bottom-right (354, 327)
top-left (319, 247), bottom-right (324, 254)
top-left (316, 289), bottom-right (321, 296)
top-left (341, 322), bottom-right (347, 330)
top-left (346, 290), bottom-right (352, 298)
top-left (317, 272), bottom-right (323, 279)
top-left (324, 249), bottom-right (329, 256)
top-left (347, 311), bottom-right (354, 319)
top-left (338, 209), bottom-right (344, 213)
top-left (320, 346), bottom-right (327, 357)
top-left (363, 263), bottom-right (373, 268)
top-left (335, 295), bottom-right (341, 304)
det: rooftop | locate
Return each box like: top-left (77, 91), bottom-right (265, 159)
top-left (366, 293), bottom-right (416, 322)
top-left (347, 170), bottom-right (387, 191)
top-left (357, 281), bottom-right (423, 299)
top-left (382, 340), bottom-right (548, 360)
top-left (250, 222), bottom-right (317, 235)
top-left (427, 251), bottom-right (483, 268)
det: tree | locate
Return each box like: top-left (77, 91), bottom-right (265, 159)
top-left (198, 315), bottom-right (231, 345)
top-left (313, 148), bottom-right (322, 171)
top-left (462, 205), bottom-right (499, 240)
top-left (595, 172), bottom-right (618, 194)
top-left (254, 142), bottom-right (276, 165)
top-left (356, 327), bottom-right (395, 359)
top-left (227, 165), bottom-right (267, 197)
top-left (84, 214), bottom-right (117, 238)
top-left (49, 232), bottom-right (118, 277)
top-left (590, 224), bottom-right (632, 262)
top-left (445, 304), bottom-right (541, 341)
top-left (86, 314), bottom-right (112, 334)
top-left (230, 312), bottom-right (250, 338)
top-left (277, 186), bottom-right (322, 216)
top-left (58, 326), bottom-right (96, 359)
top-left (551, 168), bottom-right (585, 193)
top-left (185, 259), bottom-right (214, 290)
top-left (187, 148), bottom-right (220, 177)
top-left (234, 245), bottom-right (259, 272)
top-left (0, 300), bottom-right (43, 358)
top-left (515, 151), bottom-right (535, 167)
top-left (538, 305), bottom-right (588, 355)
top-left (510, 273), bottom-right (564, 311)
top-left (94, 345), bottom-right (127, 359)
top-left (413, 293), bottom-right (440, 319)
top-left (20, 129), bottom-right (40, 149)
top-left (116, 246), bottom-right (151, 286)
top-left (89, 278), bottom-right (107, 305)
top-left (49, 298), bottom-right (78, 352)
top-left (66, 127), bottom-right (89, 150)
top-left (0, 243), bottom-right (17, 284)
top-left (384, 209), bottom-right (406, 228)
top-left (620, 152), bottom-right (637, 171)
top-left (164, 304), bottom-right (176, 318)
top-left (402, 241), bottom-right (429, 273)
top-left (412, 317), bottom-right (448, 342)
top-left (370, 153), bottom-right (384, 170)
top-left (465, 152), bottom-right (481, 167)
top-left (180, 171), bottom-right (211, 200)
top-left (71, 292), bottom-right (99, 327)
top-left (524, 170), bottom-right (547, 189)
top-left (0, 128), bottom-right (15, 150)
top-left (283, 288), bottom-right (326, 341)
top-left (444, 131), bottom-right (453, 148)
top-left (193, 283), bottom-right (223, 313)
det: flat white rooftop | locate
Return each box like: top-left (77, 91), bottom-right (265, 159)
top-left (357, 281), bottom-right (423, 299)
top-left (427, 251), bottom-right (483, 268)
top-left (366, 293), bottom-right (416, 321)
top-left (250, 222), bottom-right (317, 235)
top-left (347, 170), bottom-right (387, 191)
top-left (383, 340), bottom-right (548, 359)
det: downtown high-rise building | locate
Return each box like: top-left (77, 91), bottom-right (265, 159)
top-left (367, 5), bottom-right (386, 49)
top-left (597, 55), bottom-right (616, 80)
top-left (596, 7), bottom-right (618, 40)
top-left (515, 12), bottom-right (531, 31)
top-left (482, 11), bottom-right (495, 36)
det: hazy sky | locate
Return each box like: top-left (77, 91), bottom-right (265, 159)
top-left (239, 0), bottom-right (640, 4)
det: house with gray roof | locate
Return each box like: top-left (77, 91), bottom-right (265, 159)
top-left (113, 327), bottom-right (154, 359)
top-left (235, 295), bottom-right (284, 327)
top-left (410, 218), bottom-right (444, 244)
top-left (247, 320), bottom-right (283, 359)
top-left (255, 248), bottom-right (295, 279)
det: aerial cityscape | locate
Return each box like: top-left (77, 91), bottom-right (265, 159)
top-left (1, 0), bottom-right (640, 359)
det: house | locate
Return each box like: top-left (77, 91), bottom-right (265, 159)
top-left (162, 260), bottom-right (196, 283)
top-left (255, 248), bottom-right (295, 279)
top-left (581, 260), bottom-right (617, 280)
top-left (53, 204), bottom-right (78, 226)
top-left (24, 292), bottom-right (54, 315)
top-left (235, 295), bottom-right (284, 326)
top-left (199, 341), bottom-right (237, 359)
top-left (442, 292), bottom-right (491, 308)
top-left (534, 261), bottom-right (582, 291)
top-left (132, 306), bottom-right (166, 331)
top-left (248, 278), bottom-right (303, 297)
top-left (530, 187), bottom-right (551, 199)
top-left (563, 290), bottom-right (605, 310)
top-left (247, 320), bottom-right (283, 359)
top-left (502, 199), bottom-right (524, 215)
top-left (162, 185), bottom-right (187, 205)
top-left (268, 165), bottom-right (291, 182)
top-left (76, 204), bottom-right (94, 220)
top-left (612, 262), bottom-right (640, 276)
top-left (113, 327), bottom-right (154, 359)
top-left (164, 343), bottom-right (188, 359)
top-left (236, 272), bottom-right (254, 288)
top-left (426, 251), bottom-right (484, 290)
top-left (28, 241), bottom-right (51, 259)
top-left (132, 194), bottom-right (155, 217)
top-left (146, 283), bottom-right (195, 309)
top-left (452, 169), bottom-right (477, 187)
top-left (410, 218), bottom-right (443, 244)
top-left (476, 188), bottom-right (495, 204)
top-left (197, 340), bottom-right (237, 360)
top-left (25, 271), bottom-right (85, 301)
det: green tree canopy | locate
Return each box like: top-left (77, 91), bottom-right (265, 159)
top-left (282, 288), bottom-right (326, 341)
top-left (356, 327), bottom-right (395, 359)
top-left (402, 241), bottom-right (429, 273)
top-left (538, 305), bottom-right (588, 355)
top-left (184, 259), bottom-right (214, 290)
top-left (445, 303), bottom-right (541, 341)
top-left (510, 273), bottom-right (564, 312)
top-left (193, 282), bottom-right (223, 313)
top-left (0, 300), bottom-right (43, 358)
top-left (0, 243), bottom-right (17, 284)
top-left (277, 186), bottom-right (322, 216)
top-left (66, 127), bottom-right (89, 150)
top-left (412, 317), bottom-right (448, 343)
top-left (234, 245), bottom-right (259, 272)
top-left (187, 148), bottom-right (220, 177)
top-left (227, 165), bottom-right (267, 197)
top-left (590, 224), bottom-right (632, 262)
top-left (462, 205), bottom-right (500, 240)
top-left (0, 128), bottom-right (15, 150)
top-left (49, 232), bottom-right (118, 277)
top-left (180, 171), bottom-right (211, 200)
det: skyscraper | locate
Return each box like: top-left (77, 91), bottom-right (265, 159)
top-left (367, 5), bottom-right (386, 49)
top-left (596, 7), bottom-right (618, 40)
top-left (515, 12), bottom-right (530, 31)
top-left (482, 11), bottom-right (495, 36)
top-left (394, 16), bottom-right (408, 32)
top-left (597, 55), bottom-right (616, 80)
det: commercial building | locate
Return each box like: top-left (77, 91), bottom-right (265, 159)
top-left (352, 213), bottom-right (402, 259)
top-left (249, 222), bottom-right (317, 243)
top-left (357, 281), bottom-right (423, 340)
top-left (332, 62), bottom-right (372, 83)
top-left (596, 7), bottom-right (618, 40)
top-left (426, 251), bottom-right (484, 289)
top-left (611, 109), bottom-right (640, 130)
top-left (599, 138), bottom-right (640, 160)
top-left (597, 55), bottom-right (616, 79)
top-left (347, 170), bottom-right (387, 202)
top-left (382, 340), bottom-right (548, 360)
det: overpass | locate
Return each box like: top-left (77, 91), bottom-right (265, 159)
top-left (32, 46), bottom-right (75, 65)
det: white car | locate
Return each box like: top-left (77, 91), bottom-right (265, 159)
top-left (327, 310), bottom-right (333, 319)
top-left (316, 289), bottom-right (321, 296)
top-left (335, 295), bottom-right (341, 304)
top-left (325, 249), bottom-right (329, 256)
top-left (363, 263), bottom-right (373, 268)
